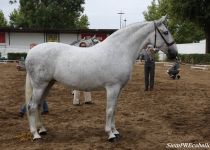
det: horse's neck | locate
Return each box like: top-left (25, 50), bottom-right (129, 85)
top-left (104, 22), bottom-right (154, 61)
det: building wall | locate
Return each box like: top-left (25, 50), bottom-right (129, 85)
top-left (60, 33), bottom-right (79, 44)
top-left (0, 32), bottom-right (80, 57)
top-left (8, 32), bottom-right (44, 49)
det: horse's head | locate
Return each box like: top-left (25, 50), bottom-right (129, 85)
top-left (149, 16), bottom-right (178, 59)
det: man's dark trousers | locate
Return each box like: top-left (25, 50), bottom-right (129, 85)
top-left (144, 61), bottom-right (155, 90)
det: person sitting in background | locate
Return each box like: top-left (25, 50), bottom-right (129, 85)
top-left (167, 58), bottom-right (180, 79)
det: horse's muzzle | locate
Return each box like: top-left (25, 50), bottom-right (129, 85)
top-left (167, 45), bottom-right (178, 60)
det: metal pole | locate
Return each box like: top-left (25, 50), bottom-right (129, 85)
top-left (124, 18), bottom-right (127, 27)
top-left (117, 11), bottom-right (125, 29)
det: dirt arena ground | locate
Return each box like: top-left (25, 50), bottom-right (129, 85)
top-left (0, 62), bottom-right (210, 150)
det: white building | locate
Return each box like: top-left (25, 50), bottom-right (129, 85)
top-left (177, 40), bottom-right (206, 54)
top-left (0, 27), bottom-right (116, 58)
top-left (159, 40), bottom-right (206, 61)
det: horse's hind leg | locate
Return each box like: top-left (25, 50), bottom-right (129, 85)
top-left (36, 80), bottom-right (55, 135)
top-left (28, 84), bottom-right (48, 140)
top-left (36, 102), bottom-right (46, 135)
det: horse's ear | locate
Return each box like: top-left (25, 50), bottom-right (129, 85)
top-left (156, 15), bottom-right (168, 26)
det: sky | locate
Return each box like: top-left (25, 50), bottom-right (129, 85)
top-left (0, 0), bottom-right (153, 29)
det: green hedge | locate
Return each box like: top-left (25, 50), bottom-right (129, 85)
top-left (7, 53), bottom-right (27, 60)
top-left (155, 53), bottom-right (159, 61)
top-left (178, 54), bottom-right (210, 64)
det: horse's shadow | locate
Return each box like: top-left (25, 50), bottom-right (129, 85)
top-left (40, 125), bottom-right (146, 144)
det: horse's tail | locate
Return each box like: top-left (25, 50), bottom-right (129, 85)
top-left (25, 73), bottom-right (33, 109)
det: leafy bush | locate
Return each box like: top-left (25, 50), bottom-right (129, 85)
top-left (178, 54), bottom-right (210, 64)
top-left (155, 53), bottom-right (159, 61)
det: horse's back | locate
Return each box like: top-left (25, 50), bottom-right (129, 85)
top-left (27, 42), bottom-right (70, 56)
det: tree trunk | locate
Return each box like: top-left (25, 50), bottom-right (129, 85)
top-left (204, 24), bottom-right (210, 53)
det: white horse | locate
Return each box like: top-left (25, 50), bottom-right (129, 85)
top-left (25, 16), bottom-right (177, 142)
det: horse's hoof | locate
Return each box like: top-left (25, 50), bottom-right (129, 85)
top-left (33, 136), bottom-right (42, 141)
top-left (73, 103), bottom-right (81, 106)
top-left (33, 138), bottom-right (41, 141)
top-left (114, 134), bottom-right (121, 139)
top-left (38, 128), bottom-right (47, 135)
top-left (108, 137), bottom-right (117, 143)
top-left (84, 101), bottom-right (94, 105)
top-left (39, 131), bottom-right (47, 135)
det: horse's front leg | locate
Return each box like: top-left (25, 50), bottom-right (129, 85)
top-left (105, 84), bottom-right (121, 142)
top-left (111, 87), bottom-right (123, 139)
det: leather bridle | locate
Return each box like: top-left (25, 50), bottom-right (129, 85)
top-left (153, 21), bottom-right (175, 48)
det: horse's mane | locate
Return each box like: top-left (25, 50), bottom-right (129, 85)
top-left (104, 21), bottom-right (150, 42)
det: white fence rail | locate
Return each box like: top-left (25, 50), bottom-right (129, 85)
top-left (0, 45), bottom-right (29, 58)
top-left (190, 65), bottom-right (209, 70)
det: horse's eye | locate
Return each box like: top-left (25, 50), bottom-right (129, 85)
top-left (163, 31), bottom-right (168, 35)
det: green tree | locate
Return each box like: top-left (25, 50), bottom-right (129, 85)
top-left (0, 10), bottom-right (7, 27)
top-left (143, 0), bottom-right (204, 44)
top-left (9, 9), bottom-right (26, 27)
top-left (74, 14), bottom-right (89, 29)
top-left (9, 0), bottom-right (89, 29)
top-left (170, 0), bottom-right (210, 53)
